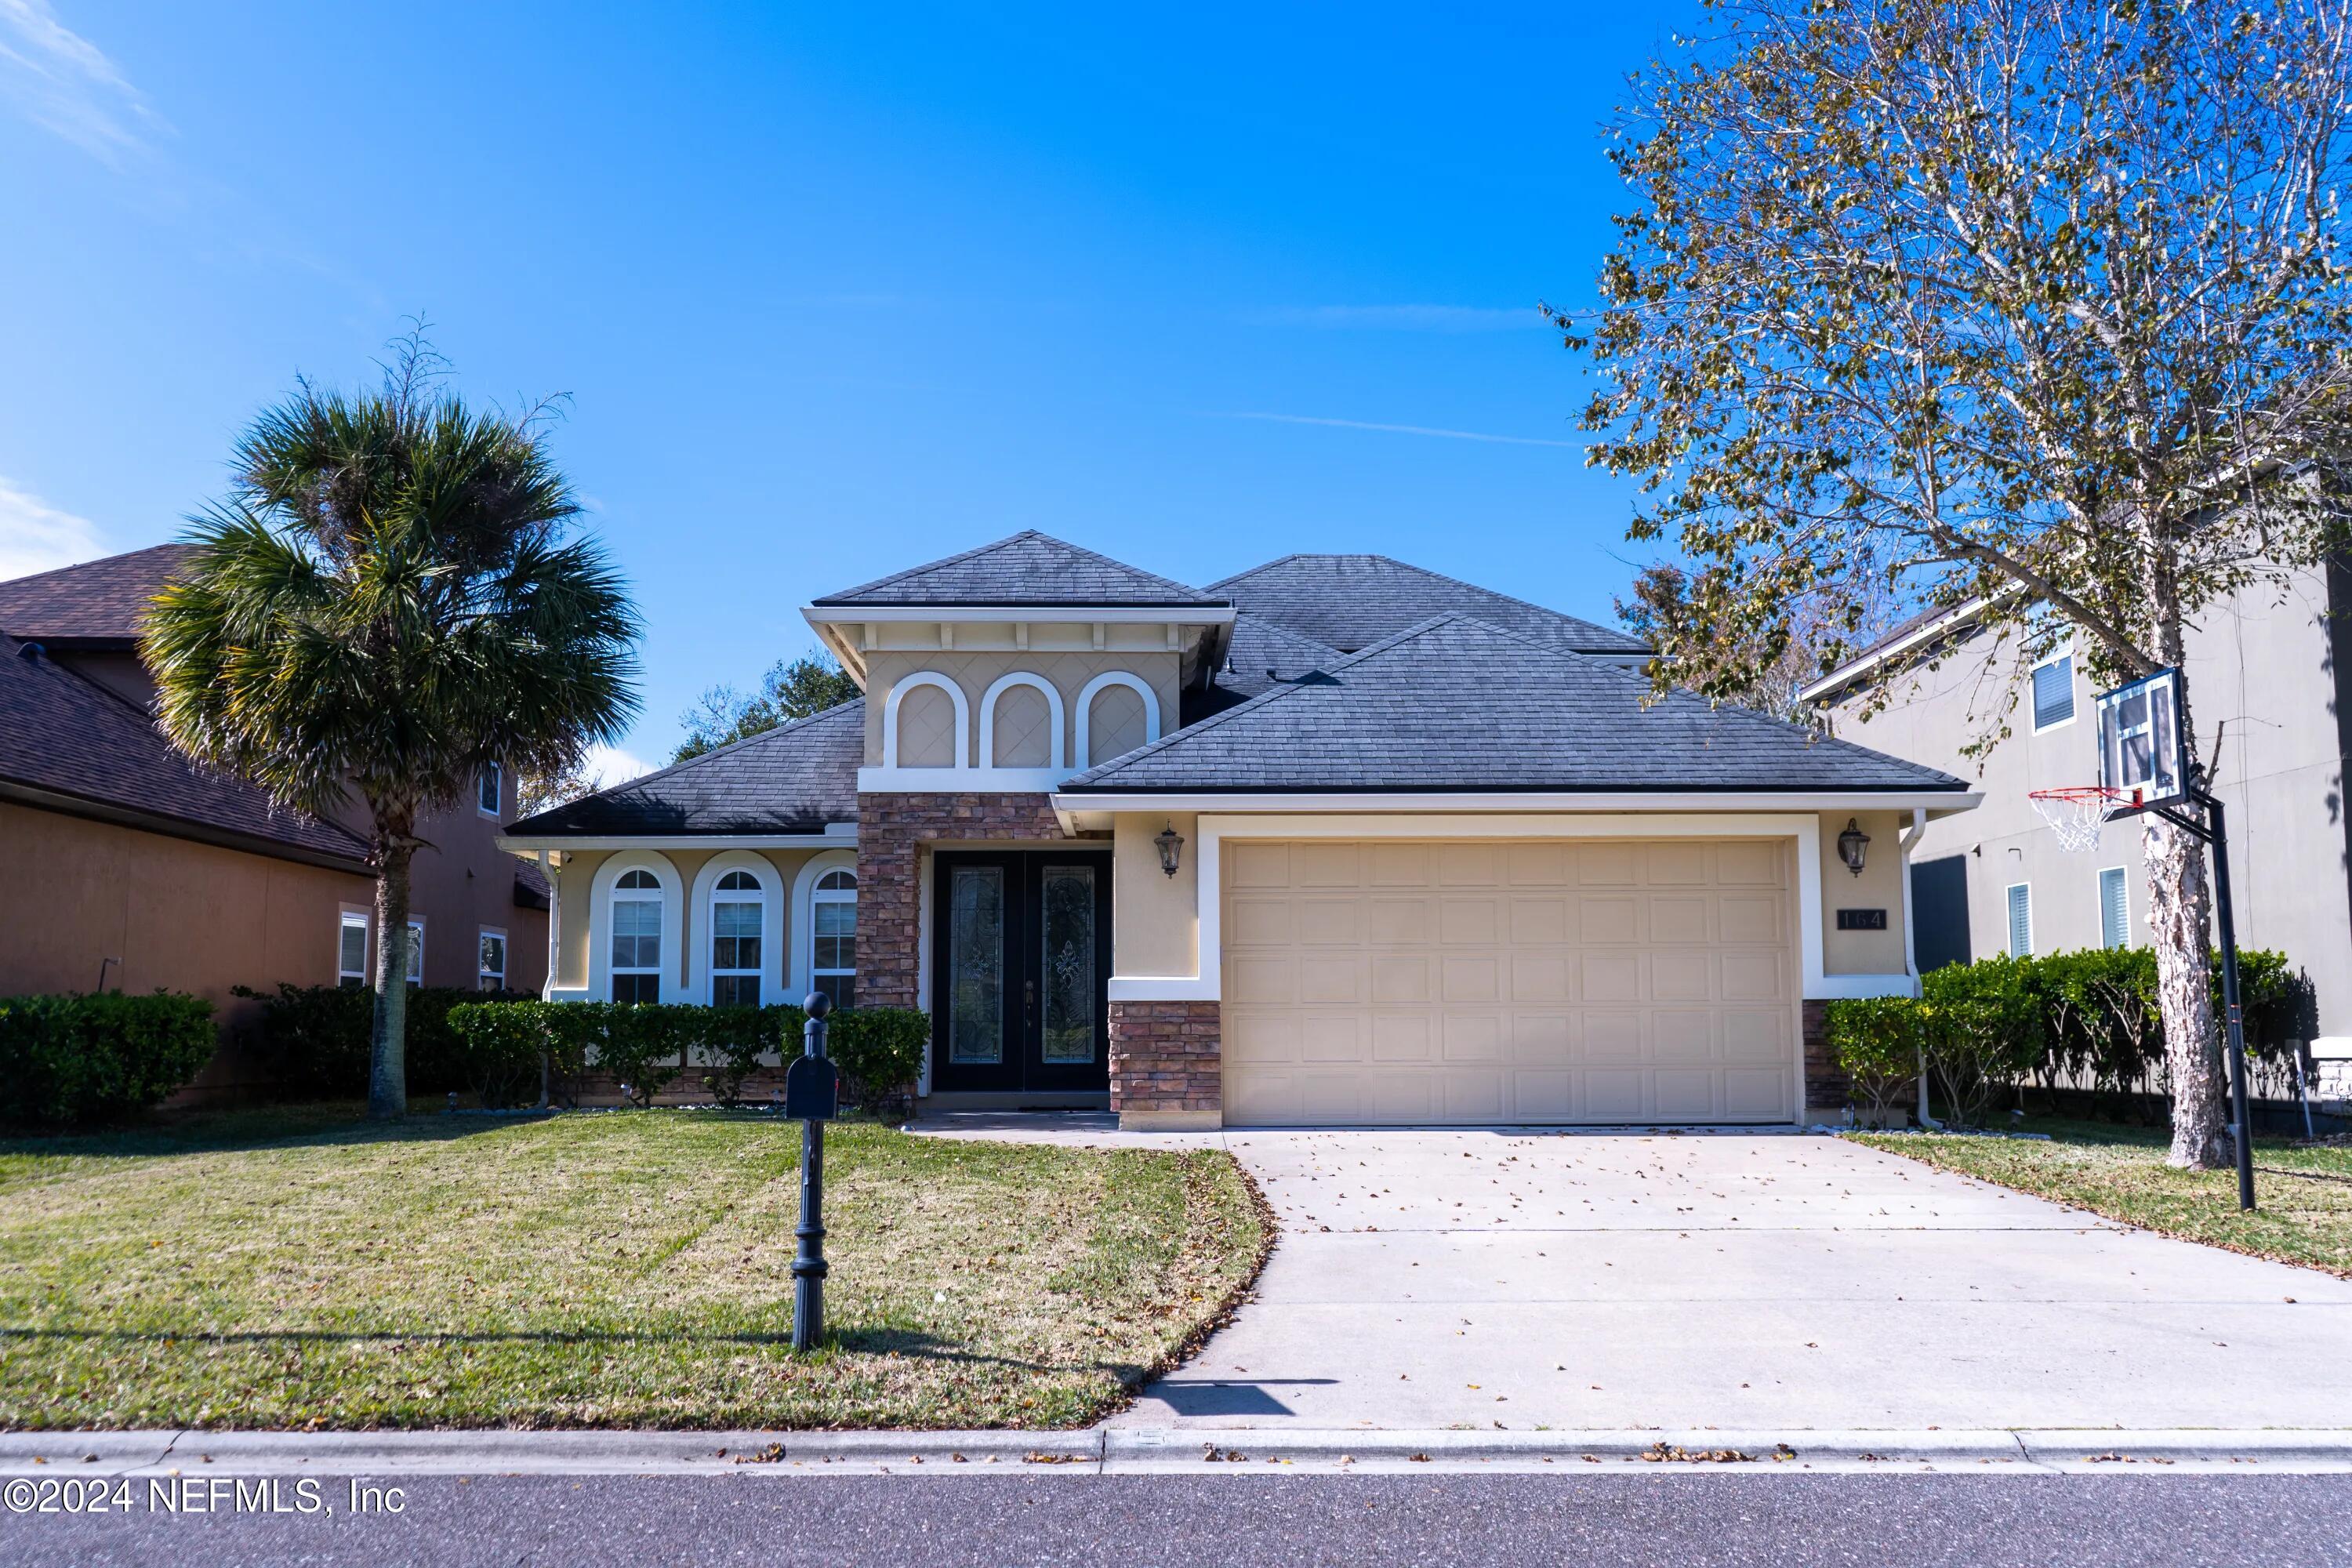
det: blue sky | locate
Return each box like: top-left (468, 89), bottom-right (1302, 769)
top-left (0, 1), bottom-right (1704, 771)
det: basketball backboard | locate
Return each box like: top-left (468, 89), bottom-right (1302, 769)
top-left (2096, 666), bottom-right (2187, 813)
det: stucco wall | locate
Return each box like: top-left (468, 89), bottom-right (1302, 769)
top-left (545, 844), bottom-right (829, 1002)
top-left (1822, 564), bottom-right (2352, 1033)
top-left (1112, 811), bottom-right (1198, 978)
top-left (1817, 809), bottom-right (1908, 975)
top-left (862, 650), bottom-right (1182, 770)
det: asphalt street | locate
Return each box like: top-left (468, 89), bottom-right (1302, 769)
top-left (6, 1473), bottom-right (2350, 1567)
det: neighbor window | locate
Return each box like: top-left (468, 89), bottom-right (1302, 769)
top-left (2099, 867), bottom-right (2130, 950)
top-left (2031, 651), bottom-right (2075, 731)
top-left (478, 928), bottom-right (508, 992)
top-left (710, 869), bottom-right (764, 1007)
top-left (338, 912), bottom-right (369, 989)
top-left (406, 919), bottom-right (425, 985)
top-left (2005, 882), bottom-right (2034, 957)
top-left (811, 867), bottom-right (857, 1010)
top-left (610, 868), bottom-right (663, 1003)
top-left (477, 762), bottom-right (503, 817)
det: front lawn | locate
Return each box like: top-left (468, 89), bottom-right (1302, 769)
top-left (0, 1106), bottom-right (1267, 1431)
top-left (1850, 1119), bottom-right (2352, 1277)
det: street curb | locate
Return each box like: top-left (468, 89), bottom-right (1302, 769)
top-left (7, 1428), bottom-right (2352, 1476)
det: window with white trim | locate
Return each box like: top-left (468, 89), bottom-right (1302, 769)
top-left (338, 912), bottom-right (369, 989)
top-left (811, 868), bottom-right (857, 1010)
top-left (2099, 867), bottom-right (2130, 950)
top-left (2005, 882), bottom-right (2034, 957)
top-left (2031, 651), bottom-right (2075, 731)
top-left (710, 869), bottom-right (764, 1007)
top-left (478, 928), bottom-right (508, 992)
top-left (477, 762), bottom-right (503, 818)
top-left (610, 868), bottom-right (663, 1004)
top-left (406, 919), bottom-right (425, 985)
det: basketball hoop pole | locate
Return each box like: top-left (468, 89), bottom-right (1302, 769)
top-left (2146, 787), bottom-right (2256, 1212)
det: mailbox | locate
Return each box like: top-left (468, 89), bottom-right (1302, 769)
top-left (785, 1054), bottom-right (838, 1121)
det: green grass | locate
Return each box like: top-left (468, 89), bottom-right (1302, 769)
top-left (0, 1105), bottom-right (1268, 1432)
top-left (1850, 1118), bottom-right (2352, 1277)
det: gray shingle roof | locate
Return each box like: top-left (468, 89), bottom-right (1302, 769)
top-left (0, 544), bottom-right (194, 646)
top-left (1210, 613), bottom-right (1345, 699)
top-left (1209, 553), bottom-right (1649, 655)
top-left (0, 634), bottom-right (372, 865)
top-left (508, 700), bottom-right (863, 837)
top-left (812, 531), bottom-right (1227, 608)
top-left (1065, 614), bottom-right (1968, 794)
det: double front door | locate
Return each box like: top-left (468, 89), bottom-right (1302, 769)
top-left (930, 851), bottom-right (1112, 1094)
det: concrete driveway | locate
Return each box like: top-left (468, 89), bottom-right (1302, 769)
top-left (1097, 1129), bottom-right (2352, 1432)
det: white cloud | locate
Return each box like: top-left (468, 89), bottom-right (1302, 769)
top-left (0, 475), bottom-right (105, 579)
top-left (583, 742), bottom-right (654, 790)
top-left (0, 0), bottom-right (167, 168)
top-left (1212, 411), bottom-right (1578, 448)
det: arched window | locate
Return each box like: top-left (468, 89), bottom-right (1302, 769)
top-left (610, 868), bottom-right (663, 1003)
top-left (811, 868), bottom-right (857, 1009)
top-left (709, 869), bottom-right (764, 1007)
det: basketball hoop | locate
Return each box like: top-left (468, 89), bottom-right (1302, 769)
top-left (2029, 786), bottom-right (2137, 853)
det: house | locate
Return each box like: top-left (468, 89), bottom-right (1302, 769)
top-left (1800, 560), bottom-right (2352, 1050)
top-left (502, 531), bottom-right (1976, 1128)
top-left (0, 546), bottom-right (550, 1094)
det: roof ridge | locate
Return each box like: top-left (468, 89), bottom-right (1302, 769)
top-left (561, 696), bottom-right (866, 804)
top-left (0, 541), bottom-right (189, 593)
top-left (814, 530), bottom-right (1220, 606)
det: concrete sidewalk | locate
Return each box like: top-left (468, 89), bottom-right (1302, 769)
top-left (1079, 1128), bottom-right (2352, 1431)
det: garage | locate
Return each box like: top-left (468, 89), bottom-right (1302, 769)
top-left (1219, 837), bottom-right (1798, 1126)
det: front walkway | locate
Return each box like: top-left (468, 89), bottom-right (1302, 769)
top-left (911, 1116), bottom-right (2352, 1431)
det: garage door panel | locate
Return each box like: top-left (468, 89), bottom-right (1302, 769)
top-left (1221, 838), bottom-right (1795, 1127)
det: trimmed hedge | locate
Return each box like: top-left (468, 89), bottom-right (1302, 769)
top-left (232, 983), bottom-right (535, 1098)
top-left (443, 1000), bottom-right (930, 1111)
top-left (0, 991), bottom-right (216, 1126)
top-left (1830, 945), bottom-right (2318, 1126)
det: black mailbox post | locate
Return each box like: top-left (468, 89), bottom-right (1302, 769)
top-left (789, 992), bottom-right (839, 1352)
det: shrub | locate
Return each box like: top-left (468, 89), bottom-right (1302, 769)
top-left (1824, 996), bottom-right (1922, 1126)
top-left (444, 1001), bottom-right (553, 1109)
top-left (0, 991), bottom-right (216, 1126)
top-left (1921, 997), bottom-right (2039, 1130)
top-left (696, 1006), bottom-right (779, 1106)
top-left (234, 983), bottom-right (533, 1098)
top-left (825, 1007), bottom-right (928, 1112)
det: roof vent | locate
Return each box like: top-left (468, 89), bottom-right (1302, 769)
top-left (1280, 670), bottom-right (1339, 686)
top-left (15, 641), bottom-right (43, 662)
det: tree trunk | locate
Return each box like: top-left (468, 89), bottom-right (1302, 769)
top-left (368, 844), bottom-right (416, 1120)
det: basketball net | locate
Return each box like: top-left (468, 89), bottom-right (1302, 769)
top-left (2029, 786), bottom-right (2137, 854)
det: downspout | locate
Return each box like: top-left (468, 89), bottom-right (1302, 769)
top-left (1899, 809), bottom-right (1943, 1130)
top-left (539, 849), bottom-right (558, 1111)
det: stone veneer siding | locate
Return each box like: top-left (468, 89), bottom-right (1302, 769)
top-left (853, 793), bottom-right (1079, 1011)
top-left (1108, 1000), bottom-right (1222, 1120)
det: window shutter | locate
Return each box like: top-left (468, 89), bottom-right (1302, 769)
top-left (2006, 884), bottom-right (2032, 957)
top-left (2100, 868), bottom-right (2129, 949)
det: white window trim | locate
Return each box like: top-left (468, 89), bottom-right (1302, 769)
top-left (978, 671), bottom-right (1068, 771)
top-left (589, 850), bottom-right (684, 1004)
top-left (405, 917), bottom-right (426, 985)
top-left (881, 671), bottom-right (972, 769)
top-left (1074, 670), bottom-right (1163, 768)
top-left (477, 761), bottom-right (503, 818)
top-left (2005, 880), bottom-right (2034, 957)
top-left (689, 850), bottom-right (786, 1007)
top-left (2029, 645), bottom-right (2077, 734)
top-left (791, 848), bottom-right (859, 999)
top-left (2097, 865), bottom-right (2131, 949)
top-left (338, 909), bottom-right (371, 985)
top-left (477, 924), bottom-right (509, 991)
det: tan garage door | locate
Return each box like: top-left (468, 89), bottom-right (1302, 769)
top-left (1221, 838), bottom-right (1797, 1126)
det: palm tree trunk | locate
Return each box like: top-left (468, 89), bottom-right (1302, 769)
top-left (368, 845), bottom-right (416, 1119)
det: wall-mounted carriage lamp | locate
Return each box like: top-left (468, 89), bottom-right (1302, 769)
top-left (1837, 817), bottom-right (1871, 877)
top-left (1154, 822), bottom-right (1185, 878)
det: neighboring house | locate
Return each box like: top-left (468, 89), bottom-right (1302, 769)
top-left (1801, 560), bottom-right (2352, 1047)
top-left (505, 531), bottom-right (1976, 1129)
top-left (0, 546), bottom-right (550, 1094)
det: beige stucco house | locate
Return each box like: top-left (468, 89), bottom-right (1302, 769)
top-left (505, 532), bottom-right (1977, 1129)
top-left (1802, 561), bottom-right (2352, 1051)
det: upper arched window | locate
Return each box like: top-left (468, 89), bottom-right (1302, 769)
top-left (611, 868), bottom-right (663, 1003)
top-left (710, 869), bottom-right (764, 1007)
top-left (884, 673), bottom-right (970, 769)
top-left (1077, 673), bottom-right (1161, 767)
top-left (811, 868), bottom-right (857, 1009)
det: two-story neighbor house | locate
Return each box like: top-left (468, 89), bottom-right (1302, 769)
top-left (1802, 560), bottom-right (2352, 1050)
top-left (0, 545), bottom-right (550, 1094)
top-left (503, 532), bottom-right (1977, 1129)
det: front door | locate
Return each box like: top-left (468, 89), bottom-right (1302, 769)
top-left (929, 850), bottom-right (1112, 1094)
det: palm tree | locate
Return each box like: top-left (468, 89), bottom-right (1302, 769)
top-left (143, 338), bottom-right (641, 1117)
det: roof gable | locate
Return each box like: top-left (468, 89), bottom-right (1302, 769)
top-left (811, 531), bottom-right (1225, 609)
top-left (0, 544), bottom-right (194, 646)
top-left (1208, 553), bottom-right (1648, 655)
top-left (1068, 614), bottom-right (1966, 795)
top-left (507, 699), bottom-right (863, 837)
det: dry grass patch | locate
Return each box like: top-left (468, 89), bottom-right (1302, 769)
top-left (1850, 1118), bottom-right (2352, 1277)
top-left (0, 1107), bottom-right (1265, 1430)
